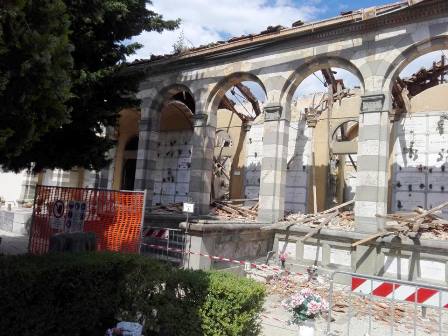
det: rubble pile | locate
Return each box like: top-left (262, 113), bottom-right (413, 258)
top-left (352, 201), bottom-right (448, 246)
top-left (211, 201), bottom-right (258, 220)
top-left (149, 200), bottom-right (258, 220)
top-left (265, 200), bottom-right (355, 240)
top-left (284, 210), bottom-right (354, 232)
top-left (150, 203), bottom-right (183, 215)
top-left (266, 273), bottom-right (441, 333)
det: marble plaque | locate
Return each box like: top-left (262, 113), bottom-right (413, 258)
top-left (394, 172), bottom-right (426, 191)
top-left (393, 192), bottom-right (425, 212)
top-left (330, 247), bottom-right (352, 267)
top-left (303, 244), bottom-right (322, 262)
top-left (420, 260), bottom-right (445, 281)
top-left (278, 240), bottom-right (297, 259)
top-left (384, 255), bottom-right (409, 277)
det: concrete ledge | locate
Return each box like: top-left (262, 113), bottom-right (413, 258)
top-left (180, 221), bottom-right (269, 232)
top-left (274, 225), bottom-right (448, 252)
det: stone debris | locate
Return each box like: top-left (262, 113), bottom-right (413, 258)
top-left (352, 201), bottom-right (448, 246)
top-left (150, 200), bottom-right (258, 220)
top-left (265, 199), bottom-right (355, 238)
top-left (284, 210), bottom-right (354, 232)
top-left (211, 201), bottom-right (257, 220)
top-left (150, 203), bottom-right (183, 215)
top-left (266, 272), bottom-right (442, 333)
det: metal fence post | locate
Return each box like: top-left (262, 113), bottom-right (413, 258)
top-left (138, 189), bottom-right (147, 255)
top-left (326, 270), bottom-right (448, 336)
top-left (27, 184), bottom-right (40, 254)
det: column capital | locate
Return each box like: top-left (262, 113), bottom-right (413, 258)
top-left (304, 107), bottom-right (318, 128)
top-left (360, 93), bottom-right (386, 113)
top-left (264, 104), bottom-right (283, 121)
top-left (192, 113), bottom-right (208, 127)
top-left (242, 122), bottom-right (252, 132)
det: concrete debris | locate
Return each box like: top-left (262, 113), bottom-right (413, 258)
top-left (266, 199), bottom-right (355, 233)
top-left (211, 201), bottom-right (257, 220)
top-left (150, 201), bottom-right (258, 220)
top-left (150, 203), bottom-right (183, 215)
top-left (266, 273), bottom-right (440, 333)
top-left (284, 211), bottom-right (354, 231)
top-left (352, 201), bottom-right (448, 246)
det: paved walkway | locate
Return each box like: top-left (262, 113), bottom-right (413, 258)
top-left (0, 229), bottom-right (28, 255)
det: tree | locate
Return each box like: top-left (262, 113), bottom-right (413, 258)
top-left (0, 0), bottom-right (179, 172)
top-left (0, 0), bottom-right (73, 171)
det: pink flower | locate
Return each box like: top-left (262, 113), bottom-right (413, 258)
top-left (307, 301), bottom-right (321, 315)
top-left (279, 252), bottom-right (288, 262)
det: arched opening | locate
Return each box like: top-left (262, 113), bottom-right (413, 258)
top-left (389, 49), bottom-right (448, 217)
top-left (151, 86), bottom-right (195, 206)
top-left (283, 63), bottom-right (363, 216)
top-left (208, 73), bottom-right (267, 213)
top-left (331, 120), bottom-right (359, 204)
top-left (121, 135), bottom-right (138, 190)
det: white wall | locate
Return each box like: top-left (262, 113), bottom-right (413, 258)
top-left (0, 170), bottom-right (26, 203)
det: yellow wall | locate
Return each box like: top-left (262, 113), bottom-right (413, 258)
top-left (112, 108), bottom-right (140, 190)
top-left (215, 109), bottom-right (246, 199)
top-left (409, 83), bottom-right (448, 113)
top-left (303, 92), bottom-right (361, 211)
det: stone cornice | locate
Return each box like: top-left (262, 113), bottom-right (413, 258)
top-left (133, 0), bottom-right (447, 75)
top-left (192, 113), bottom-right (208, 127)
top-left (264, 105), bottom-right (283, 121)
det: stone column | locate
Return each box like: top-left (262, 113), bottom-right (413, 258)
top-left (134, 100), bottom-right (160, 209)
top-left (188, 114), bottom-right (215, 215)
top-left (355, 93), bottom-right (391, 233)
top-left (258, 104), bottom-right (289, 223)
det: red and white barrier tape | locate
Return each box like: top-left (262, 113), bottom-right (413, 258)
top-left (260, 313), bottom-right (288, 324)
top-left (352, 276), bottom-right (448, 309)
top-left (141, 242), bottom-right (303, 276)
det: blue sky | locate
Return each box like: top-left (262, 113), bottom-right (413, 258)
top-left (131, 0), bottom-right (402, 60)
top-left (283, 0), bottom-right (396, 18)
top-left (130, 1), bottom-right (446, 99)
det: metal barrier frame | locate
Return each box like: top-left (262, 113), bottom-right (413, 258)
top-left (140, 226), bottom-right (186, 265)
top-left (326, 271), bottom-right (448, 336)
top-left (28, 185), bottom-right (146, 254)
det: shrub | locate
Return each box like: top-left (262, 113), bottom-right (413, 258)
top-left (200, 272), bottom-right (266, 336)
top-left (0, 252), bottom-right (265, 336)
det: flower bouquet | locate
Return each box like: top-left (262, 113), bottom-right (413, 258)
top-left (281, 288), bottom-right (329, 336)
top-left (279, 252), bottom-right (288, 268)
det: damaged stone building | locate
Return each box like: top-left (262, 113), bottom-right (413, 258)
top-left (125, 0), bottom-right (448, 278)
top-left (2, 0), bottom-right (448, 281)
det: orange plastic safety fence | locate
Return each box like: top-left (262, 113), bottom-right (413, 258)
top-left (29, 185), bottom-right (145, 254)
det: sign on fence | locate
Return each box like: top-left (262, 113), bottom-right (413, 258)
top-left (29, 185), bottom-right (145, 254)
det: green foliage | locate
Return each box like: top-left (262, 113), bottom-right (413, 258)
top-left (0, 0), bottom-right (72, 170)
top-left (0, 252), bottom-right (266, 336)
top-left (200, 272), bottom-right (266, 336)
top-left (172, 30), bottom-right (190, 55)
top-left (0, 1), bottom-right (179, 171)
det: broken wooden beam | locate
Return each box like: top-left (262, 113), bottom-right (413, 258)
top-left (352, 231), bottom-right (393, 247)
top-left (301, 211), bottom-right (339, 242)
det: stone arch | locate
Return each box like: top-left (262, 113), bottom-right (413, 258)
top-left (280, 56), bottom-right (365, 119)
top-left (149, 83), bottom-right (196, 114)
top-left (206, 72), bottom-right (267, 116)
top-left (331, 119), bottom-right (359, 140)
top-left (384, 35), bottom-right (448, 93)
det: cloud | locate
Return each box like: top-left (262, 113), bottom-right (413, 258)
top-left (129, 0), bottom-right (323, 61)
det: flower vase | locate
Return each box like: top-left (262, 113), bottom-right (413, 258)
top-left (298, 320), bottom-right (315, 336)
top-left (281, 260), bottom-right (285, 269)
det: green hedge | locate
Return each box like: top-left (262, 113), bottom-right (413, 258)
top-left (0, 252), bottom-right (265, 336)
